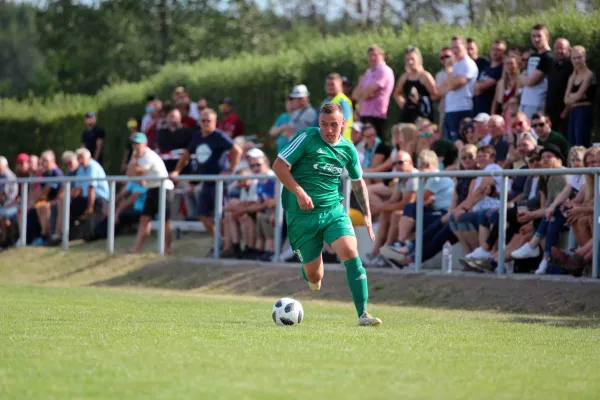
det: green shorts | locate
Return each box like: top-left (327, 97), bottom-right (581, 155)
top-left (286, 203), bottom-right (355, 264)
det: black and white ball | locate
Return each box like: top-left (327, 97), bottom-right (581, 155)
top-left (272, 298), bottom-right (304, 326)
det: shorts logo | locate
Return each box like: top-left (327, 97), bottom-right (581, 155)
top-left (294, 249), bottom-right (304, 262)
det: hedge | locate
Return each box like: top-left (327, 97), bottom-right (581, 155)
top-left (1, 9), bottom-right (599, 173)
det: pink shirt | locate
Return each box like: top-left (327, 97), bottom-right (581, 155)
top-left (358, 62), bottom-right (395, 119)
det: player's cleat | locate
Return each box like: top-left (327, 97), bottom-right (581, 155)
top-left (308, 280), bottom-right (321, 292)
top-left (358, 312), bottom-right (382, 327)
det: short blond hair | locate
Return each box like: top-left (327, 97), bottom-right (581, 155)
top-left (418, 149), bottom-right (439, 169)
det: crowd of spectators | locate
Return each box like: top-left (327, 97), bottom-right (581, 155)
top-left (0, 23), bottom-right (598, 276)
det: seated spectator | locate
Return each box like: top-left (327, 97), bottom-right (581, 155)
top-left (269, 97), bottom-right (297, 152)
top-left (564, 45), bottom-right (597, 146)
top-left (511, 144), bottom-right (568, 274)
top-left (217, 98), bottom-right (244, 138)
top-left (62, 151), bottom-right (80, 176)
top-left (531, 112), bottom-right (569, 164)
top-left (379, 150), bottom-right (455, 265)
top-left (127, 133), bottom-right (175, 254)
top-left (30, 151), bottom-right (64, 246)
top-left (487, 115), bottom-right (510, 165)
top-left (361, 123), bottom-right (391, 183)
top-left (417, 121), bottom-right (458, 169)
top-left (351, 122), bottom-right (365, 163)
top-left (222, 169), bottom-right (259, 258)
top-left (0, 156), bottom-right (18, 247)
top-left (72, 148), bottom-right (110, 220)
top-left (247, 152), bottom-right (276, 260)
top-left (455, 121), bottom-right (479, 149)
top-left (365, 151), bottom-right (418, 267)
top-left (449, 145), bottom-right (502, 255)
top-left (91, 180), bottom-right (147, 240)
top-left (473, 113), bottom-right (491, 145)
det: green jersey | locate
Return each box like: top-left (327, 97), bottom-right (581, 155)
top-left (278, 127), bottom-right (362, 213)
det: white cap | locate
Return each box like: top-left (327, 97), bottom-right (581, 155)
top-left (473, 113), bottom-right (491, 123)
top-left (246, 148), bottom-right (265, 158)
top-left (289, 84), bottom-right (310, 99)
top-left (351, 122), bottom-right (364, 133)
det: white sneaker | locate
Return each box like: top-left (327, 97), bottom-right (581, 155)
top-left (357, 311), bottom-right (382, 327)
top-left (534, 259), bottom-right (548, 275)
top-left (511, 243), bottom-right (540, 259)
top-left (308, 280), bottom-right (321, 292)
top-left (466, 247), bottom-right (491, 259)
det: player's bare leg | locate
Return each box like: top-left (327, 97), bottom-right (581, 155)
top-left (331, 235), bottom-right (382, 327)
top-left (301, 255), bottom-right (324, 292)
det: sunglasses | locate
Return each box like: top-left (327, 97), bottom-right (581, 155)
top-left (250, 163), bottom-right (263, 168)
top-left (200, 119), bottom-right (212, 123)
top-left (420, 131), bottom-right (433, 138)
top-left (525, 156), bottom-right (540, 163)
top-left (532, 122), bottom-right (546, 128)
top-left (440, 55), bottom-right (451, 60)
top-left (393, 160), bottom-right (408, 166)
top-left (511, 121), bottom-right (524, 129)
top-left (461, 154), bottom-right (474, 161)
top-left (419, 162), bottom-right (430, 168)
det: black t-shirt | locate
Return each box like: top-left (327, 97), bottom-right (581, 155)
top-left (374, 142), bottom-right (392, 159)
top-left (82, 125), bottom-right (106, 164)
top-left (432, 139), bottom-right (458, 167)
top-left (475, 56), bottom-right (490, 76)
top-left (545, 59), bottom-right (574, 116)
top-left (157, 126), bottom-right (194, 172)
top-left (535, 50), bottom-right (554, 75)
top-left (474, 63), bottom-right (503, 115)
top-left (186, 129), bottom-right (234, 178)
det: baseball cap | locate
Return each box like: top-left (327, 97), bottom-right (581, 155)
top-left (130, 132), bottom-right (148, 144)
top-left (220, 97), bottom-right (234, 106)
top-left (351, 122), bottom-right (364, 133)
top-left (341, 76), bottom-right (350, 83)
top-left (16, 153), bottom-right (29, 164)
top-left (174, 86), bottom-right (185, 93)
top-left (246, 148), bottom-right (265, 158)
top-left (84, 111), bottom-right (96, 119)
top-left (473, 113), bottom-right (490, 123)
top-left (289, 84), bottom-right (310, 99)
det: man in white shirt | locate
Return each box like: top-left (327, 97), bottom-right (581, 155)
top-left (127, 132), bottom-right (175, 254)
top-left (438, 36), bottom-right (479, 142)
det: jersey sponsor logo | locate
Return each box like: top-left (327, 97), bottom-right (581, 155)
top-left (312, 162), bottom-right (343, 176)
top-left (195, 144), bottom-right (212, 163)
top-left (294, 249), bottom-right (304, 263)
top-left (317, 148), bottom-right (324, 154)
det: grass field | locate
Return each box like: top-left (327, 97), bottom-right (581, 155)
top-left (1, 283), bottom-right (600, 399)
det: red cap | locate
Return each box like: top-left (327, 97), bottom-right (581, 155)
top-left (16, 153), bottom-right (29, 164)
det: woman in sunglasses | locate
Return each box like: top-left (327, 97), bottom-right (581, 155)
top-left (393, 47), bottom-right (438, 124)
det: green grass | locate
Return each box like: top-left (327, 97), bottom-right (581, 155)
top-left (1, 284), bottom-right (599, 399)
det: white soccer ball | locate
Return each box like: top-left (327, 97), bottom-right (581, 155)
top-left (272, 298), bottom-right (304, 326)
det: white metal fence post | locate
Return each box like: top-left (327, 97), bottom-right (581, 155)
top-left (213, 180), bottom-right (224, 259)
top-left (273, 180), bottom-right (284, 262)
top-left (107, 180), bottom-right (116, 254)
top-left (496, 176), bottom-right (509, 274)
top-left (61, 182), bottom-right (71, 251)
top-left (157, 179), bottom-right (167, 256)
top-left (18, 182), bottom-right (28, 247)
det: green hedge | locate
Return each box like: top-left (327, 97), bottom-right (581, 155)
top-left (1, 9), bottom-right (599, 173)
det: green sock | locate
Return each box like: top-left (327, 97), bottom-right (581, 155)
top-left (301, 266), bottom-right (308, 282)
top-left (343, 257), bottom-right (368, 317)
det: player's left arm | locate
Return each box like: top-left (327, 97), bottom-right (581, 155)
top-left (347, 148), bottom-right (375, 240)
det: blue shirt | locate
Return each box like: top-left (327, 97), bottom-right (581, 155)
top-left (424, 176), bottom-right (455, 210)
top-left (125, 182), bottom-right (147, 212)
top-left (186, 129), bottom-right (234, 177)
top-left (41, 167), bottom-right (64, 201)
top-left (75, 159), bottom-right (110, 200)
top-left (274, 113), bottom-right (291, 152)
top-left (474, 63), bottom-right (503, 115)
top-left (257, 177), bottom-right (275, 201)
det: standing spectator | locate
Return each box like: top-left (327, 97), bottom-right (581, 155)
top-left (531, 112), bottom-right (569, 163)
top-left (269, 97), bottom-right (297, 152)
top-left (288, 85), bottom-right (317, 135)
top-left (319, 73), bottom-right (353, 141)
top-left (81, 112), bottom-right (106, 166)
top-left (176, 101), bottom-right (198, 129)
top-left (474, 40), bottom-right (506, 115)
top-left (439, 36), bottom-right (479, 142)
top-left (520, 24), bottom-right (553, 119)
top-left (352, 44), bottom-right (395, 139)
top-left (393, 46), bottom-right (438, 124)
top-left (435, 47), bottom-right (454, 126)
top-left (121, 117), bottom-right (140, 173)
top-left (156, 109), bottom-right (194, 173)
top-left (127, 133), bottom-right (175, 255)
top-left (217, 98), bottom-right (244, 138)
top-left (565, 45), bottom-right (597, 147)
top-left (170, 109), bottom-right (243, 242)
top-left (466, 38), bottom-right (490, 74)
top-left (143, 99), bottom-right (163, 149)
top-left (545, 38), bottom-right (573, 135)
top-left (492, 55), bottom-right (521, 121)
top-left (141, 95), bottom-right (157, 132)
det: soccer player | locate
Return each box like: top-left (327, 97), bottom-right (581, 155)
top-left (272, 102), bottom-right (382, 327)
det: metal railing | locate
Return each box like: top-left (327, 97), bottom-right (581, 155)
top-left (1, 167), bottom-right (599, 278)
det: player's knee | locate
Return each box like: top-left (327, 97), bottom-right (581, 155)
top-left (338, 248), bottom-right (359, 261)
top-left (305, 268), bottom-right (323, 283)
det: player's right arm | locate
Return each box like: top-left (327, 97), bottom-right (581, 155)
top-left (273, 131), bottom-right (314, 210)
